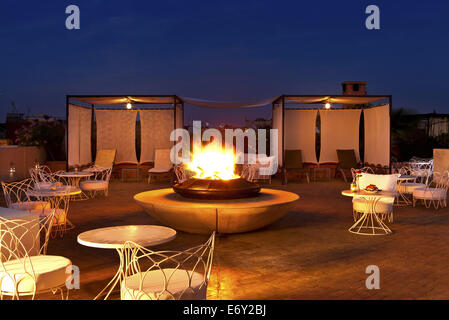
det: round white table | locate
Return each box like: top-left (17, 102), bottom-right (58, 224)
top-left (342, 190), bottom-right (397, 235)
top-left (77, 225), bottom-right (176, 300)
top-left (26, 185), bottom-right (81, 237)
top-left (56, 171), bottom-right (93, 201)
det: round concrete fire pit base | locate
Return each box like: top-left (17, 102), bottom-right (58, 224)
top-left (134, 188), bottom-right (299, 234)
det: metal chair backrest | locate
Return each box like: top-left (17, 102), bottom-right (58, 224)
top-left (1, 179), bottom-right (35, 208)
top-left (154, 149), bottom-right (172, 170)
top-left (0, 212), bottom-right (55, 299)
top-left (351, 167), bottom-right (374, 181)
top-left (95, 149), bottom-right (116, 169)
top-left (122, 232), bottom-right (215, 300)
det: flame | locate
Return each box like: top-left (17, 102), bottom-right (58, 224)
top-left (187, 145), bottom-right (240, 180)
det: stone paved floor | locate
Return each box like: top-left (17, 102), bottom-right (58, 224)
top-left (3, 179), bottom-right (449, 300)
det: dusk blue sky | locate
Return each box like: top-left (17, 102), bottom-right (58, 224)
top-left (0, 0), bottom-right (448, 125)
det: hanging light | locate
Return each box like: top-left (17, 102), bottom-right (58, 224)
top-left (324, 101), bottom-right (331, 109)
top-left (126, 102), bottom-right (133, 109)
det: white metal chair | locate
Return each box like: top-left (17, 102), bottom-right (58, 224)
top-left (148, 149), bottom-right (173, 184)
top-left (350, 167), bottom-right (374, 182)
top-left (79, 167), bottom-right (112, 198)
top-left (30, 166), bottom-right (65, 189)
top-left (413, 171), bottom-right (449, 210)
top-left (173, 163), bottom-right (195, 184)
top-left (120, 232), bottom-right (215, 300)
top-left (397, 165), bottom-right (431, 202)
top-left (352, 173), bottom-right (399, 223)
top-left (1, 179), bottom-right (49, 212)
top-left (241, 164), bottom-right (255, 182)
top-left (0, 211), bottom-right (72, 300)
top-left (86, 149), bottom-right (116, 171)
top-left (409, 160), bottom-right (433, 179)
top-left (246, 155), bottom-right (277, 184)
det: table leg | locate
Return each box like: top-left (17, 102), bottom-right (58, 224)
top-left (33, 194), bottom-right (74, 238)
top-left (69, 176), bottom-right (90, 201)
top-left (349, 197), bottom-right (392, 235)
top-left (94, 248), bottom-right (125, 300)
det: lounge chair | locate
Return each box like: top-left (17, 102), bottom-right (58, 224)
top-left (148, 149), bottom-right (173, 184)
top-left (283, 150), bottom-right (310, 184)
top-left (336, 149), bottom-right (361, 182)
top-left (87, 149), bottom-right (116, 170)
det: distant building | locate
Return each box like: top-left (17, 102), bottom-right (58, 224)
top-left (405, 113), bottom-right (449, 137)
top-left (25, 114), bottom-right (60, 122)
top-left (245, 118), bottom-right (272, 129)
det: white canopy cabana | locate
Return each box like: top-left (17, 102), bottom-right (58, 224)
top-left (276, 95), bottom-right (392, 173)
top-left (67, 95), bottom-right (183, 169)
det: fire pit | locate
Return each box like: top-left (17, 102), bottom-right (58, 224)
top-left (134, 188), bottom-right (299, 234)
top-left (173, 144), bottom-right (260, 200)
top-left (173, 178), bottom-right (260, 200)
top-left (134, 146), bottom-right (299, 234)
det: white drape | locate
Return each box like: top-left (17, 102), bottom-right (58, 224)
top-left (319, 109), bottom-right (361, 163)
top-left (364, 104), bottom-right (390, 166)
top-left (272, 103), bottom-right (283, 166)
top-left (284, 109), bottom-right (318, 163)
top-left (139, 109), bottom-right (174, 163)
top-left (68, 104), bottom-right (92, 167)
top-left (95, 109), bottom-right (138, 164)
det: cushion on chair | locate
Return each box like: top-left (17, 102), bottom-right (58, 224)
top-left (121, 268), bottom-right (206, 300)
top-left (413, 188), bottom-right (447, 200)
top-left (397, 182), bottom-right (426, 194)
top-left (352, 197), bottom-right (394, 214)
top-left (0, 255), bottom-right (71, 295)
top-left (337, 149), bottom-right (357, 169)
top-left (79, 180), bottom-right (108, 191)
top-left (285, 150), bottom-right (303, 169)
top-left (148, 168), bottom-right (171, 173)
top-left (153, 149), bottom-right (173, 171)
top-left (11, 201), bottom-right (50, 212)
top-left (358, 173), bottom-right (399, 192)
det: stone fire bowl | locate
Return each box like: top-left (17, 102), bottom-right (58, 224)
top-left (134, 188), bottom-right (299, 234)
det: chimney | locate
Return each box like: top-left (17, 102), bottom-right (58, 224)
top-left (342, 81), bottom-right (367, 95)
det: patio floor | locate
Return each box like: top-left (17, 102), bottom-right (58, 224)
top-left (4, 179), bottom-right (449, 300)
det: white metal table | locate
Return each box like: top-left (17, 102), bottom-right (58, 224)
top-left (56, 171), bottom-right (93, 201)
top-left (77, 225), bottom-right (176, 300)
top-left (26, 185), bottom-right (81, 237)
top-left (342, 190), bottom-right (397, 235)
